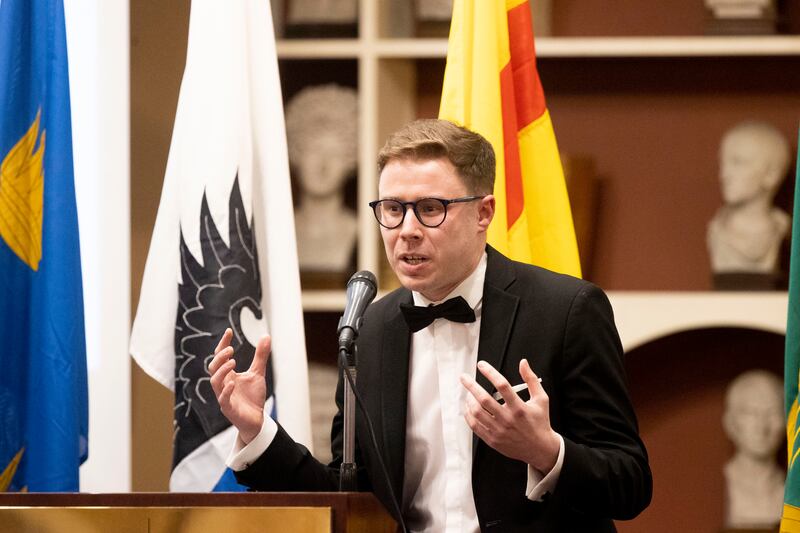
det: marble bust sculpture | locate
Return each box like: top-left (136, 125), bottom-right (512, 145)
top-left (285, 84), bottom-right (358, 273)
top-left (722, 369), bottom-right (785, 529)
top-left (707, 121), bottom-right (791, 275)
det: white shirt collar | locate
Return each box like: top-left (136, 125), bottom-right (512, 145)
top-left (412, 251), bottom-right (487, 310)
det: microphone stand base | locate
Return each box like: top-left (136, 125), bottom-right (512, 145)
top-left (339, 462), bottom-right (358, 492)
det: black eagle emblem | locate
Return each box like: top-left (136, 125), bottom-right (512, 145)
top-left (173, 175), bottom-right (274, 469)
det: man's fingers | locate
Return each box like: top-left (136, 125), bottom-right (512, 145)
top-left (214, 328), bottom-right (233, 356)
top-left (464, 401), bottom-right (491, 434)
top-left (520, 359), bottom-right (545, 398)
top-left (477, 360), bottom-right (520, 407)
top-left (218, 379), bottom-right (235, 411)
top-left (464, 393), bottom-right (497, 429)
top-left (208, 345), bottom-right (234, 375)
top-left (460, 373), bottom-right (500, 416)
top-left (210, 359), bottom-right (236, 396)
top-left (249, 334), bottom-right (271, 376)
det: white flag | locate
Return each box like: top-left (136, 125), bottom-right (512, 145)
top-left (130, 0), bottom-right (311, 492)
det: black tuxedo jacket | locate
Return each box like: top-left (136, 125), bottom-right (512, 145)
top-left (236, 247), bottom-right (652, 532)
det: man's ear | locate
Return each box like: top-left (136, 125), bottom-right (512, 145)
top-left (477, 195), bottom-right (495, 232)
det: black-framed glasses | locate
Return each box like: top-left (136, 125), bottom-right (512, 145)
top-left (368, 196), bottom-right (485, 229)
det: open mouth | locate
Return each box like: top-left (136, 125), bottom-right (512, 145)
top-left (401, 254), bottom-right (428, 265)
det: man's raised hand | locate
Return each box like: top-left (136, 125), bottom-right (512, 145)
top-left (460, 359), bottom-right (560, 473)
top-left (208, 328), bottom-right (270, 444)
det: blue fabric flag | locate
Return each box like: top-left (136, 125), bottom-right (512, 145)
top-left (0, 0), bottom-right (88, 491)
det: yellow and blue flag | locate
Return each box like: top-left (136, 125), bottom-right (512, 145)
top-left (0, 0), bottom-right (88, 491)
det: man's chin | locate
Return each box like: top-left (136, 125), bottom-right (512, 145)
top-left (395, 273), bottom-right (425, 292)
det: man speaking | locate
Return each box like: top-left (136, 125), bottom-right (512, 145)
top-left (209, 119), bottom-right (652, 532)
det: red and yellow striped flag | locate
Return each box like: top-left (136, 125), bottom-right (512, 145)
top-left (439, 0), bottom-right (581, 277)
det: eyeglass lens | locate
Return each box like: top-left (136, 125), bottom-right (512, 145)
top-left (374, 198), bottom-right (447, 228)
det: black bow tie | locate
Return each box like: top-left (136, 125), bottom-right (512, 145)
top-left (399, 296), bottom-right (476, 333)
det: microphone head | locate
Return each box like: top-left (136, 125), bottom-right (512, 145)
top-left (338, 271), bottom-right (378, 340)
top-left (347, 270), bottom-right (377, 292)
top-left (343, 271), bottom-right (377, 314)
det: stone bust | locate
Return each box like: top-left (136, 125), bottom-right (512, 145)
top-left (285, 84), bottom-right (358, 273)
top-left (707, 121), bottom-right (791, 275)
top-left (722, 369), bottom-right (785, 529)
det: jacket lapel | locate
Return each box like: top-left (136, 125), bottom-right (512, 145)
top-left (474, 247), bottom-right (520, 455)
top-left (379, 292), bottom-right (412, 502)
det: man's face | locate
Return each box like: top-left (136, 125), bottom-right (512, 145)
top-left (719, 133), bottom-right (769, 206)
top-left (378, 157), bottom-right (494, 302)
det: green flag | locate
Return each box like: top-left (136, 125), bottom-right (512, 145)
top-left (782, 129), bottom-right (800, 532)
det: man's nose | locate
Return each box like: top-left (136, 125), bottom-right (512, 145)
top-left (398, 205), bottom-right (423, 239)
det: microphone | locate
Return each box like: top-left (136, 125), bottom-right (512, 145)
top-left (337, 271), bottom-right (378, 352)
top-left (335, 270), bottom-right (407, 531)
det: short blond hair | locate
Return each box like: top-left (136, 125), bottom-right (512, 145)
top-left (377, 119), bottom-right (495, 194)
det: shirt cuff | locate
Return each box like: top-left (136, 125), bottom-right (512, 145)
top-left (225, 416), bottom-right (279, 471)
top-left (525, 433), bottom-right (565, 502)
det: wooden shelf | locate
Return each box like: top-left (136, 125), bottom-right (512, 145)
top-left (278, 35), bottom-right (800, 60)
top-left (608, 291), bottom-right (788, 352)
top-left (276, 39), bottom-right (361, 58)
top-left (302, 290), bottom-right (348, 312)
top-left (536, 36), bottom-right (800, 58)
top-left (304, 290), bottom-right (789, 355)
top-left (371, 38), bottom-right (448, 58)
top-left (302, 290), bottom-right (392, 312)
top-left (280, 13), bottom-right (798, 319)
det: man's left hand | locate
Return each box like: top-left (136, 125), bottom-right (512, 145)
top-left (460, 359), bottom-right (560, 473)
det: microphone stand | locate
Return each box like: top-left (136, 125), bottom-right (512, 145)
top-left (335, 333), bottom-right (409, 532)
top-left (339, 344), bottom-right (358, 491)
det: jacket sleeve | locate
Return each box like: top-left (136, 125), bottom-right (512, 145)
top-left (552, 283), bottom-right (652, 520)
top-left (233, 421), bottom-right (338, 491)
top-left (234, 365), bottom-right (372, 493)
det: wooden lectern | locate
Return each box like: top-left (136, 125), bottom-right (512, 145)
top-left (0, 492), bottom-right (397, 533)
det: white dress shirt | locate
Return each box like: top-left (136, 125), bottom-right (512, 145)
top-left (227, 253), bottom-right (564, 532)
top-left (400, 253), bottom-right (563, 533)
